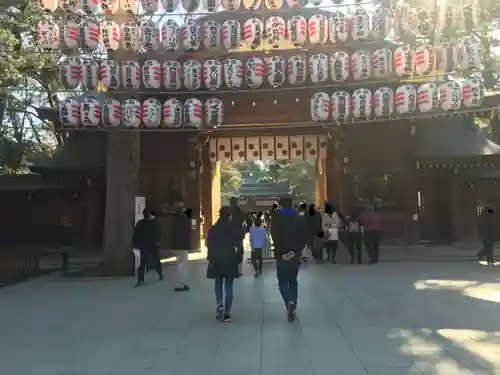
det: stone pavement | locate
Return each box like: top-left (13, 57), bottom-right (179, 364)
top-left (2, 259), bottom-right (500, 375)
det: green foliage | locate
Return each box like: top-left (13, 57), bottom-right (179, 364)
top-left (220, 162), bottom-right (242, 201)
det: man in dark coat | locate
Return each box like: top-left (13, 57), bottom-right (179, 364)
top-left (171, 201), bottom-right (193, 292)
top-left (272, 197), bottom-right (306, 322)
top-left (133, 207), bottom-right (163, 287)
top-left (229, 197), bottom-right (252, 270)
top-left (477, 204), bottom-right (496, 264)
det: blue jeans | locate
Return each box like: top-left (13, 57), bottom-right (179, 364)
top-left (276, 260), bottom-right (300, 306)
top-left (215, 277), bottom-right (234, 312)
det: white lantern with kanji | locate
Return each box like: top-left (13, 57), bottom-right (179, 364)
top-left (101, 0), bottom-right (119, 14)
top-left (203, 59), bottom-right (223, 90)
top-left (310, 92), bottom-right (330, 122)
top-left (373, 87), bottom-right (394, 117)
top-left (142, 98), bottom-right (162, 128)
top-left (203, 20), bottom-right (221, 51)
top-left (287, 15), bottom-right (307, 46)
top-left (220, 0), bottom-right (241, 11)
top-left (121, 61), bottom-right (141, 89)
top-left (331, 91), bottom-right (351, 122)
top-left (461, 77), bottom-right (484, 108)
top-left (100, 20), bottom-right (120, 51)
top-left (224, 58), bottom-right (244, 88)
top-left (417, 83), bottom-right (439, 113)
top-left (351, 50), bottom-right (371, 81)
top-left (60, 18), bottom-right (80, 50)
top-left (81, 97), bottom-right (101, 127)
top-left (205, 98), bottom-right (224, 126)
top-left (142, 60), bottom-right (162, 89)
top-left (413, 44), bottom-right (434, 75)
top-left (329, 11), bottom-right (349, 44)
top-left (100, 60), bottom-right (120, 89)
top-left (394, 45), bottom-right (414, 77)
top-left (308, 14), bottom-right (328, 45)
top-left (330, 51), bottom-right (350, 83)
top-left (81, 18), bottom-right (100, 52)
top-left (162, 61), bottom-right (182, 89)
top-left (59, 98), bottom-right (80, 127)
top-left (351, 88), bottom-right (372, 120)
top-left (308, 54), bottom-right (329, 84)
top-left (60, 57), bottom-right (81, 89)
top-left (204, 0), bottom-right (220, 11)
top-left (122, 99), bottom-right (142, 128)
top-left (221, 20), bottom-right (241, 50)
top-left (395, 85), bottom-right (417, 115)
top-left (457, 37), bottom-right (481, 71)
top-left (161, 0), bottom-right (179, 12)
top-left (163, 99), bottom-right (183, 128)
top-left (265, 16), bottom-right (285, 49)
top-left (243, 0), bottom-right (261, 10)
top-left (439, 81), bottom-right (462, 111)
top-left (141, 20), bottom-right (160, 52)
top-left (81, 59), bottom-right (100, 89)
top-left (243, 18), bottom-right (263, 49)
top-left (183, 60), bottom-right (202, 91)
top-left (287, 55), bottom-right (307, 85)
top-left (436, 42), bottom-right (459, 72)
top-left (37, 17), bottom-right (59, 49)
top-left (351, 7), bottom-right (370, 41)
top-left (180, 20), bottom-right (200, 52)
top-left (372, 48), bottom-right (393, 78)
top-left (184, 98), bottom-right (203, 128)
top-left (371, 6), bottom-right (392, 39)
top-left (102, 99), bottom-right (122, 127)
top-left (36, 0), bottom-right (58, 12)
top-left (245, 57), bottom-right (266, 89)
top-left (120, 21), bottom-right (141, 52)
top-left (266, 56), bottom-right (286, 87)
top-left (161, 19), bottom-right (179, 52)
top-left (141, 0), bottom-right (159, 13)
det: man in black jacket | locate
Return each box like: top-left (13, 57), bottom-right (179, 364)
top-left (229, 197), bottom-right (252, 270)
top-left (477, 204), bottom-right (496, 264)
top-left (272, 197), bottom-right (306, 322)
top-left (133, 207), bottom-right (163, 287)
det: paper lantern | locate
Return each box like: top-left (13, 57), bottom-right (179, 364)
top-left (205, 98), bottom-right (224, 126)
top-left (224, 58), bottom-right (244, 88)
top-left (286, 0), bottom-right (301, 7)
top-left (81, 18), bottom-right (100, 52)
top-left (183, 98), bottom-right (203, 128)
top-left (203, 20), bottom-right (221, 51)
top-left (102, 99), bottom-right (121, 127)
top-left (161, 19), bottom-right (179, 52)
top-left (36, 0), bottom-right (58, 12)
top-left (37, 17), bottom-right (59, 49)
top-left (203, 59), bottom-right (223, 90)
top-left (243, 18), bottom-right (263, 49)
top-left (436, 43), bottom-right (459, 72)
top-left (180, 20), bottom-right (201, 51)
top-left (308, 54), bottom-right (329, 84)
top-left (101, 21), bottom-right (120, 51)
top-left (457, 37), bottom-right (481, 71)
top-left (81, 59), bottom-right (100, 89)
top-left (330, 51), bottom-right (350, 83)
top-left (413, 44), bottom-right (434, 75)
top-left (220, 0), bottom-right (241, 11)
top-left (393, 2), bottom-right (412, 37)
top-left (163, 60), bottom-right (182, 90)
top-left (221, 20), bottom-right (241, 50)
top-left (287, 15), bottom-right (307, 46)
top-left (331, 91), bottom-right (351, 122)
top-left (371, 6), bottom-right (392, 39)
top-left (351, 50), bottom-right (371, 81)
top-left (264, 0), bottom-right (282, 10)
top-left (417, 83), bottom-right (439, 113)
top-left (287, 55), bottom-right (307, 86)
top-left (266, 56), bottom-right (285, 87)
top-left (394, 45), bottom-right (414, 77)
top-left (59, 98), bottom-right (80, 127)
top-left (245, 57), bottom-right (266, 89)
top-left (120, 0), bottom-right (139, 14)
top-left (142, 60), bottom-right (162, 89)
top-left (310, 92), bottom-right (330, 122)
top-left (120, 21), bottom-right (141, 52)
top-left (266, 16), bottom-right (285, 49)
top-left (122, 99), bottom-right (142, 128)
top-left (101, 0), bottom-right (119, 13)
top-left (395, 85), bottom-right (417, 115)
top-left (161, 0), bottom-right (180, 12)
top-left (60, 18), bottom-right (80, 50)
top-left (373, 87), bottom-right (394, 117)
top-left (81, 97), bottom-right (101, 127)
top-left (372, 48), bottom-right (392, 78)
top-left (142, 98), bottom-right (162, 128)
top-left (351, 88), bottom-right (372, 120)
top-left (141, 0), bottom-right (159, 13)
top-left (439, 81), bottom-right (462, 111)
top-left (308, 14), bottom-right (328, 45)
top-left (183, 60), bottom-right (202, 91)
top-left (121, 61), bottom-right (141, 89)
top-left (462, 77), bottom-right (484, 108)
top-left (100, 60), bottom-right (120, 89)
top-left (203, 0), bottom-right (220, 11)
top-left (243, 0), bottom-right (261, 10)
top-left (80, 0), bottom-right (100, 13)
top-left (415, 7), bottom-right (435, 36)
top-left (60, 0), bottom-right (78, 13)
top-left (329, 11), bottom-right (349, 44)
top-left (60, 57), bottom-right (81, 89)
top-left (141, 21), bottom-right (160, 52)
top-left (163, 99), bottom-right (183, 128)
top-left (351, 7), bottom-right (370, 41)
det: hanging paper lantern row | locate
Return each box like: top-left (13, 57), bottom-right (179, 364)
top-left (59, 97), bottom-right (224, 128)
top-left (310, 79), bottom-right (484, 123)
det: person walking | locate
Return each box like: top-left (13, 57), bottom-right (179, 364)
top-left (306, 204), bottom-right (323, 262)
top-left (206, 206), bottom-right (242, 322)
top-left (344, 208), bottom-right (363, 264)
top-left (322, 203), bottom-right (340, 263)
top-left (171, 201), bottom-right (193, 292)
top-left (133, 207), bottom-right (163, 287)
top-left (249, 217), bottom-right (267, 277)
top-left (477, 204), bottom-right (496, 264)
top-left (229, 197), bottom-right (252, 273)
top-left (272, 197), bottom-right (306, 322)
top-left (359, 206), bottom-right (382, 264)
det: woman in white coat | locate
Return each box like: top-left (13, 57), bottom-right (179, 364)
top-left (322, 203), bottom-right (340, 263)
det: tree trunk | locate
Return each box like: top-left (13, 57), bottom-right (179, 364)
top-left (103, 131), bottom-right (139, 275)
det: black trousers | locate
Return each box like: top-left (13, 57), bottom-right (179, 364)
top-left (324, 240), bottom-right (338, 261)
top-left (276, 259), bottom-right (300, 306)
top-left (251, 248), bottom-right (263, 272)
top-left (346, 233), bottom-right (363, 263)
top-left (137, 251), bottom-right (163, 283)
top-left (364, 231), bottom-right (380, 263)
top-left (481, 240), bottom-right (494, 262)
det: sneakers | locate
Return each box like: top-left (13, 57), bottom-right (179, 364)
top-left (287, 302), bottom-right (296, 322)
top-left (216, 305), bottom-right (224, 320)
top-left (223, 313), bottom-right (231, 322)
top-left (174, 284), bottom-right (190, 292)
top-left (254, 270), bottom-right (261, 278)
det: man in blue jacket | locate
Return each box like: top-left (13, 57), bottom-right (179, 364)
top-left (272, 197), bottom-right (306, 322)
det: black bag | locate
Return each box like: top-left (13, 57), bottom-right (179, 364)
top-left (206, 262), bottom-right (215, 279)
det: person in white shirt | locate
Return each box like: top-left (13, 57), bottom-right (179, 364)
top-left (322, 203), bottom-right (340, 263)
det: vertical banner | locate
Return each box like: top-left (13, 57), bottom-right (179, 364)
top-left (134, 196), bottom-right (146, 224)
top-left (289, 135), bottom-right (304, 160)
top-left (260, 136), bottom-right (275, 161)
top-left (231, 137), bottom-right (246, 161)
top-left (246, 137), bottom-right (261, 161)
top-left (216, 137), bottom-right (232, 162)
top-left (275, 136), bottom-right (289, 160)
top-left (304, 135), bottom-right (318, 160)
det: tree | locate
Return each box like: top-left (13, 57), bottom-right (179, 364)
top-left (220, 162), bottom-right (242, 201)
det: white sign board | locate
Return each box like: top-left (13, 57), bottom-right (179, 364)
top-left (135, 196), bottom-right (146, 224)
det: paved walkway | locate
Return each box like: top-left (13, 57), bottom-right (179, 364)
top-left (2, 260), bottom-right (500, 375)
